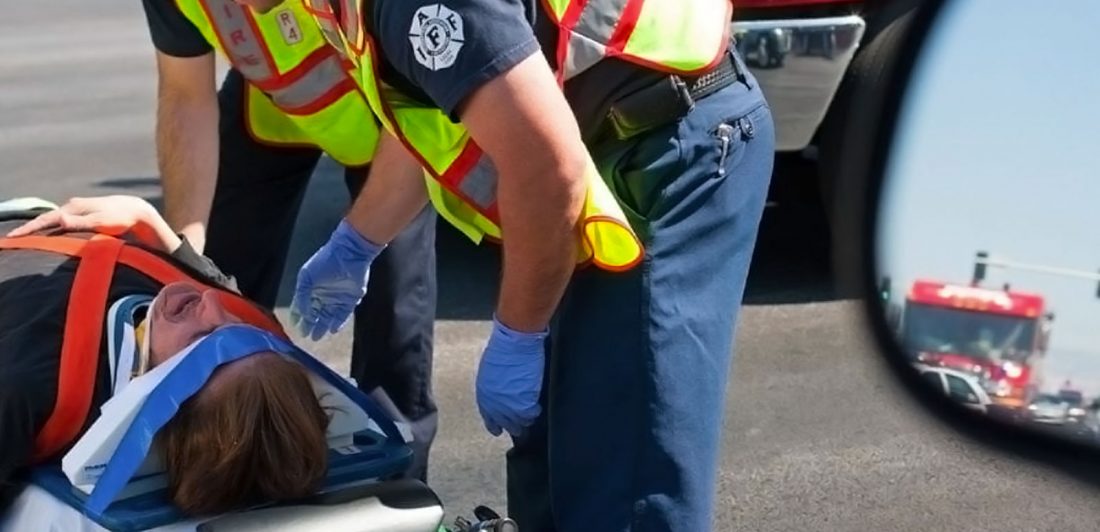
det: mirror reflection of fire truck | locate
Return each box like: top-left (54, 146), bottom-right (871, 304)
top-left (899, 280), bottom-right (1054, 409)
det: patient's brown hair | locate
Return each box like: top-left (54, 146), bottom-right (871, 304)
top-left (158, 352), bottom-right (329, 516)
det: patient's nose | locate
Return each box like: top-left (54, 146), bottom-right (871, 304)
top-left (196, 289), bottom-right (238, 328)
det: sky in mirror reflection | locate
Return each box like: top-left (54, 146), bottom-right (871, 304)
top-left (879, 1), bottom-right (1100, 394)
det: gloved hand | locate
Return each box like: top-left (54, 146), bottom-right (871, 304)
top-left (291, 219), bottom-right (384, 341)
top-left (476, 316), bottom-right (548, 437)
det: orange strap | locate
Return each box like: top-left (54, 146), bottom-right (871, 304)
top-left (0, 234), bottom-right (285, 461)
top-left (27, 235), bottom-right (122, 461)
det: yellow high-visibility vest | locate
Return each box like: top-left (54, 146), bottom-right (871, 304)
top-left (541, 0), bottom-right (731, 82)
top-left (175, 0), bottom-right (379, 166)
top-left (303, 0), bottom-right (731, 271)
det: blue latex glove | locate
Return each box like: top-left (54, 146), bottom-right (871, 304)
top-left (476, 316), bottom-right (548, 437)
top-left (290, 219), bottom-right (384, 341)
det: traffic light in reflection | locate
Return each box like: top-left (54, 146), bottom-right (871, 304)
top-left (972, 251), bottom-right (988, 286)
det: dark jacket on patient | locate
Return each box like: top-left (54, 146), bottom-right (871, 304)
top-left (0, 212), bottom-right (235, 513)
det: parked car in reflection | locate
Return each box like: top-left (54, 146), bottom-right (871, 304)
top-left (738, 27), bottom-right (792, 68)
top-left (1025, 393), bottom-right (1100, 444)
top-left (1028, 394), bottom-right (1071, 425)
top-left (1056, 389), bottom-right (1085, 414)
top-left (915, 365), bottom-right (993, 414)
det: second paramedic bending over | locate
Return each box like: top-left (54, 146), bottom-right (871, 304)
top-left (140, 0), bottom-right (438, 481)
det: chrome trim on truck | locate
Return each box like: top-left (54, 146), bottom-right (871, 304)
top-left (732, 15), bottom-right (867, 151)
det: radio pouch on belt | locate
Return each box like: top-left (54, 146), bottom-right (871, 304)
top-left (607, 75), bottom-right (695, 140)
top-left (605, 48), bottom-right (742, 140)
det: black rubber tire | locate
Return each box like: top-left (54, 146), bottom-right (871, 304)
top-left (817, 0), bottom-right (919, 224)
top-left (817, 0), bottom-right (919, 296)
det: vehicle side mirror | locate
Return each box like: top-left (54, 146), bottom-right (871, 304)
top-left (832, 0), bottom-right (1100, 479)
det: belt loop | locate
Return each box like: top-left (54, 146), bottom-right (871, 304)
top-left (672, 75), bottom-right (696, 111)
top-left (728, 41), bottom-right (752, 89)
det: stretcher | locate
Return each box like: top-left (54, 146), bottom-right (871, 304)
top-left (0, 325), bottom-right (450, 532)
top-left (0, 198), bottom-right (517, 532)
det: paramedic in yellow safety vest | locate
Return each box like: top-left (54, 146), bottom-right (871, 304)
top-left (284, 0), bottom-right (773, 530)
top-left (139, 0), bottom-right (439, 481)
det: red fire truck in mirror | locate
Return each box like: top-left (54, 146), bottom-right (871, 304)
top-left (899, 280), bottom-right (1054, 409)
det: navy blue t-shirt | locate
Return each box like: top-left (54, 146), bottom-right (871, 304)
top-left (369, 0), bottom-right (663, 141)
top-left (370, 1), bottom-right (540, 118)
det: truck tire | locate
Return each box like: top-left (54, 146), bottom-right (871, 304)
top-left (817, 0), bottom-right (919, 224)
top-left (817, 0), bottom-right (918, 296)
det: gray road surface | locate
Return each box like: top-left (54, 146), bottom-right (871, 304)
top-left (4, 2), bottom-right (1100, 531)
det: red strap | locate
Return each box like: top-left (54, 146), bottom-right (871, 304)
top-left (117, 245), bottom-right (286, 336)
top-left (0, 234), bottom-right (286, 461)
top-left (26, 235), bottom-right (123, 461)
top-left (0, 236), bottom-right (285, 336)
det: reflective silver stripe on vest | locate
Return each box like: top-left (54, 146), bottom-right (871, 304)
top-left (205, 0), bottom-right (352, 111)
top-left (306, 0), bottom-right (356, 61)
top-left (459, 154), bottom-right (498, 210)
top-left (341, 0), bottom-right (361, 50)
top-left (267, 54), bottom-right (348, 110)
top-left (561, 0), bottom-right (629, 80)
top-left (206, 0), bottom-right (274, 81)
top-left (563, 33), bottom-right (607, 81)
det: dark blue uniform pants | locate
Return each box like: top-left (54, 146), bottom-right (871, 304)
top-left (507, 54), bottom-right (774, 531)
top-left (203, 70), bottom-right (438, 482)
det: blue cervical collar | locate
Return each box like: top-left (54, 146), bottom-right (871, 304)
top-left (86, 324), bottom-right (402, 513)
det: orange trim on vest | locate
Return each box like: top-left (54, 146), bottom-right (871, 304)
top-left (247, 46), bottom-right (358, 116)
top-left (552, 0), bottom-right (589, 85)
top-left (241, 88), bottom-right (332, 151)
top-left (242, 7), bottom-right (279, 72)
top-left (339, 0), bottom-right (366, 57)
top-left (0, 234), bottom-right (285, 461)
top-left (606, 5), bottom-right (731, 76)
top-left (197, 0), bottom-right (278, 76)
top-left (543, 0), bottom-right (732, 81)
top-left (437, 142), bottom-right (501, 222)
top-left (361, 34), bottom-right (503, 224)
top-left (606, 0), bottom-right (643, 53)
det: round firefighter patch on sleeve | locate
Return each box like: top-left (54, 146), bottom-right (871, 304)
top-left (409, 4), bottom-right (465, 71)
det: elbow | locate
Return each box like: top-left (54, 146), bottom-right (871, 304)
top-left (540, 152), bottom-right (589, 222)
top-left (496, 147), bottom-right (591, 232)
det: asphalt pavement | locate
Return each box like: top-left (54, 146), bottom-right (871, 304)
top-left (6, 2), bottom-right (1100, 531)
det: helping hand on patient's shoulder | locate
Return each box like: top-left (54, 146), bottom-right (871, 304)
top-left (476, 317), bottom-right (548, 438)
top-left (290, 219), bottom-right (385, 341)
top-left (4, 196), bottom-right (170, 248)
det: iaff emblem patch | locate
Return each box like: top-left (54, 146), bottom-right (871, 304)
top-left (409, 4), bottom-right (464, 71)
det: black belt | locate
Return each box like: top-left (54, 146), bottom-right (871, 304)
top-left (605, 49), bottom-right (744, 140)
top-left (684, 50), bottom-right (743, 102)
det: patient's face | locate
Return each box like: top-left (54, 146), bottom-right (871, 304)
top-left (149, 282), bottom-right (242, 366)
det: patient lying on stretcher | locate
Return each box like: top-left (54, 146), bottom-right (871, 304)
top-left (0, 196), bottom-right (329, 517)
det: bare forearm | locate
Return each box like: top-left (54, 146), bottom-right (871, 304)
top-left (156, 79), bottom-right (218, 254)
top-left (345, 133), bottom-right (429, 245)
top-left (495, 154), bottom-right (586, 332)
top-left (456, 53), bottom-right (592, 333)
